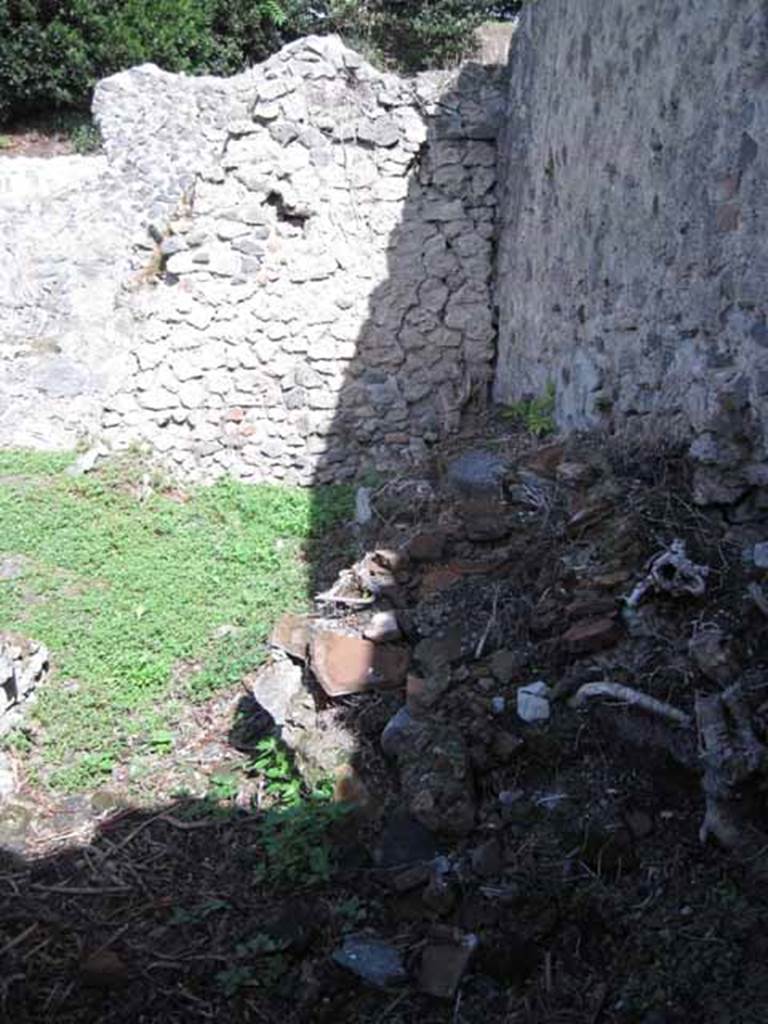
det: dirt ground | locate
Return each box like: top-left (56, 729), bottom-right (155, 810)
top-left (0, 125), bottom-right (76, 158)
top-left (2, 417), bottom-right (768, 1023)
top-left (0, 112), bottom-right (103, 158)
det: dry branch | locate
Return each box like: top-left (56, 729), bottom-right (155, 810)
top-left (569, 681), bottom-right (692, 728)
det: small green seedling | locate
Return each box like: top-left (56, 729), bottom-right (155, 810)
top-left (502, 381), bottom-right (556, 437)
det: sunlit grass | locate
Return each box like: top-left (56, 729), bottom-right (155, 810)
top-left (0, 450), bottom-right (351, 790)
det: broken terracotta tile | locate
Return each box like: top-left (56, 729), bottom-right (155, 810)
top-left (270, 612), bottom-right (311, 661)
top-left (310, 630), bottom-right (409, 696)
top-left (523, 442), bottom-right (566, 478)
top-left (420, 566), bottom-right (463, 597)
top-left (418, 933), bottom-right (478, 999)
top-left (560, 617), bottom-right (623, 655)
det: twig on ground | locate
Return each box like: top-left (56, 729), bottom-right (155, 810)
top-left (0, 922), bottom-right (37, 957)
top-left (475, 584), bottom-right (500, 659)
top-left (30, 884), bottom-right (132, 895)
top-left (569, 681), bottom-right (692, 727)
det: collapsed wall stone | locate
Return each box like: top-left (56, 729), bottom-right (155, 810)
top-left (494, 0), bottom-right (768, 504)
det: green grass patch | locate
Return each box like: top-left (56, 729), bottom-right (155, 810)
top-left (0, 451), bottom-right (351, 791)
top-left (0, 449), bottom-right (75, 476)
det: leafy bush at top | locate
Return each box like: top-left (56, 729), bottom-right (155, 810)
top-left (316, 0), bottom-right (521, 72)
top-left (0, 0), bottom-right (521, 125)
top-left (0, 0), bottom-right (287, 124)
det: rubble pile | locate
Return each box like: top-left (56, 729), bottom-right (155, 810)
top-left (244, 429), bottom-right (768, 1013)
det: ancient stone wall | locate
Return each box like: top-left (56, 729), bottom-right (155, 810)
top-left (0, 156), bottom-right (130, 448)
top-left (98, 36), bottom-right (504, 484)
top-left (0, 63), bottom-right (255, 450)
top-left (494, 0), bottom-right (768, 504)
top-left (0, 36), bottom-right (505, 483)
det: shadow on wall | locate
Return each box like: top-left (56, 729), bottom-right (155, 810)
top-left (302, 57), bottom-right (502, 490)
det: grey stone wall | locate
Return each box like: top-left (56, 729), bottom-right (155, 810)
top-left (0, 63), bottom-right (251, 451)
top-left (0, 37), bottom-right (505, 483)
top-left (99, 36), bottom-right (504, 484)
top-left (495, 0), bottom-right (768, 503)
top-left (0, 156), bottom-right (133, 448)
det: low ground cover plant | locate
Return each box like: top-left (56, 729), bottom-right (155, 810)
top-left (0, 449), bottom-right (350, 790)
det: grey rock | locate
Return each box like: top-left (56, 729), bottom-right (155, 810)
top-left (381, 705), bottom-right (418, 759)
top-left (688, 626), bottom-right (736, 684)
top-left (248, 658), bottom-right (304, 727)
top-left (332, 935), bottom-right (407, 989)
top-left (0, 556), bottom-right (29, 581)
top-left (0, 752), bottom-right (17, 800)
top-left (445, 449), bottom-right (506, 496)
top-left (516, 681), bottom-right (551, 723)
top-left (375, 807), bottom-right (438, 867)
top-left (66, 445), bottom-right (106, 477)
top-left (160, 235), bottom-right (188, 256)
top-left (490, 647), bottom-right (527, 684)
top-left (418, 933), bottom-right (478, 999)
top-left (363, 611), bottom-right (401, 643)
top-left (471, 837), bottom-right (503, 878)
top-left (0, 635), bottom-right (48, 737)
top-left (753, 542), bottom-right (768, 569)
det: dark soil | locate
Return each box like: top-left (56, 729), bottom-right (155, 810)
top-left (0, 112), bottom-right (98, 157)
top-left (3, 420), bottom-right (768, 1023)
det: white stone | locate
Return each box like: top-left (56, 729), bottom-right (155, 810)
top-left (134, 343), bottom-right (163, 371)
top-left (517, 682), bottom-right (551, 724)
top-left (178, 380), bottom-right (208, 409)
top-left (171, 353), bottom-right (204, 381)
top-left (138, 387), bottom-right (177, 411)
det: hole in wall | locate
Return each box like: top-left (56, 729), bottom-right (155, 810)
top-left (265, 190), bottom-right (310, 229)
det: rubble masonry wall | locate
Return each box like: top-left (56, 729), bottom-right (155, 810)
top-left (0, 35), bottom-right (506, 484)
top-left (494, 0), bottom-right (768, 503)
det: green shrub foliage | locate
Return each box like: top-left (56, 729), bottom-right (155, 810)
top-left (0, 0), bottom-right (287, 123)
top-left (0, 0), bottom-right (520, 124)
top-left (317, 0), bottom-right (520, 72)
